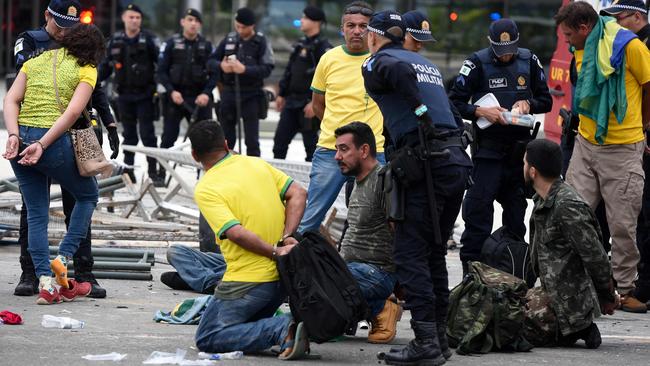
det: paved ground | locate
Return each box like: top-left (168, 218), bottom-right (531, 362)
top-left (1, 244), bottom-right (650, 366)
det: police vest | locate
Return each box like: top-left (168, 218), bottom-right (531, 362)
top-left (367, 47), bottom-right (457, 147)
top-left (221, 31), bottom-right (266, 88)
top-left (472, 47), bottom-right (532, 110)
top-left (26, 29), bottom-right (52, 56)
top-left (110, 31), bottom-right (155, 91)
top-left (169, 34), bottom-right (209, 89)
top-left (286, 36), bottom-right (322, 95)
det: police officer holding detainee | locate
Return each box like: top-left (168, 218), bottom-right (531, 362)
top-left (158, 8), bottom-right (216, 180)
top-left (100, 3), bottom-right (160, 185)
top-left (362, 11), bottom-right (472, 366)
top-left (448, 18), bottom-right (552, 273)
top-left (213, 7), bottom-right (274, 157)
top-left (273, 6), bottom-right (331, 162)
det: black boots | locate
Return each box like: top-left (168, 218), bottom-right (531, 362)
top-left (14, 264), bottom-right (38, 296)
top-left (436, 320), bottom-right (452, 360)
top-left (381, 320), bottom-right (447, 366)
top-left (558, 323), bottom-right (602, 349)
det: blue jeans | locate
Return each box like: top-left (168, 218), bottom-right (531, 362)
top-left (167, 244), bottom-right (226, 293)
top-left (10, 126), bottom-right (98, 277)
top-left (299, 148), bottom-right (385, 232)
top-left (347, 262), bottom-right (397, 318)
top-left (195, 281), bottom-right (292, 353)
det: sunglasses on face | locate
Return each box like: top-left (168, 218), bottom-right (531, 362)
top-left (614, 12), bottom-right (636, 22)
top-left (344, 6), bottom-right (373, 16)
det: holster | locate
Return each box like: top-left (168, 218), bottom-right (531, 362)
top-left (388, 146), bottom-right (424, 187)
top-left (378, 164), bottom-right (404, 222)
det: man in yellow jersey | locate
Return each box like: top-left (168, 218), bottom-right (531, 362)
top-left (556, 1), bottom-right (650, 313)
top-left (299, 1), bottom-right (384, 232)
top-left (189, 120), bottom-right (310, 359)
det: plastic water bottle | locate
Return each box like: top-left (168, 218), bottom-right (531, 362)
top-left (502, 111), bottom-right (536, 128)
top-left (41, 315), bottom-right (85, 329)
top-left (197, 351), bottom-right (244, 360)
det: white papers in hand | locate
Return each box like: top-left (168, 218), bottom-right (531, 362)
top-left (474, 93), bottom-right (500, 129)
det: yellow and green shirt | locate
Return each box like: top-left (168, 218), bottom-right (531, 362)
top-left (194, 154), bottom-right (293, 283)
top-left (18, 48), bottom-right (97, 128)
top-left (310, 45), bottom-right (384, 151)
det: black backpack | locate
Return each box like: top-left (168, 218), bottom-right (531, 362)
top-left (480, 226), bottom-right (537, 288)
top-left (276, 231), bottom-right (369, 343)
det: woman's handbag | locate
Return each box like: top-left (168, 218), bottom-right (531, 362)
top-left (52, 49), bottom-right (112, 178)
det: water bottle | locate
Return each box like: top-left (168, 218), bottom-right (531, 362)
top-left (502, 111), bottom-right (536, 128)
top-left (197, 351), bottom-right (244, 360)
top-left (41, 315), bottom-right (85, 329)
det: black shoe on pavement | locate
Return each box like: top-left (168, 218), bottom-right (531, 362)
top-left (380, 320), bottom-right (446, 366)
top-left (14, 271), bottom-right (39, 296)
top-left (87, 279), bottom-right (107, 299)
top-left (160, 271), bottom-right (193, 291)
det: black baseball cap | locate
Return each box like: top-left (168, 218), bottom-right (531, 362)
top-left (600, 0), bottom-right (648, 15)
top-left (402, 10), bottom-right (435, 42)
top-left (235, 7), bottom-right (256, 26)
top-left (368, 10), bottom-right (406, 43)
top-left (123, 3), bottom-right (143, 16)
top-left (488, 18), bottom-right (519, 57)
top-left (184, 8), bottom-right (202, 23)
top-left (47, 0), bottom-right (81, 28)
top-left (303, 5), bottom-right (325, 22)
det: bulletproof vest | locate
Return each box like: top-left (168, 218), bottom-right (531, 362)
top-left (286, 36), bottom-right (321, 95)
top-left (110, 31), bottom-right (155, 91)
top-left (472, 48), bottom-right (534, 144)
top-left (221, 31), bottom-right (266, 88)
top-left (26, 29), bottom-right (53, 56)
top-left (169, 34), bottom-right (209, 89)
top-left (367, 47), bottom-right (457, 148)
top-left (472, 47), bottom-right (532, 110)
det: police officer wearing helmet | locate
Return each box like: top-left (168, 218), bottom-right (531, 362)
top-left (212, 7), bottom-right (275, 157)
top-left (158, 8), bottom-right (216, 177)
top-left (100, 3), bottom-right (160, 184)
top-left (273, 5), bottom-right (331, 162)
top-left (448, 19), bottom-right (552, 272)
top-left (10, 0), bottom-right (117, 299)
top-left (362, 11), bottom-right (472, 366)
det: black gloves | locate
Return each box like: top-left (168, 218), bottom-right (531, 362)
top-left (106, 125), bottom-right (120, 159)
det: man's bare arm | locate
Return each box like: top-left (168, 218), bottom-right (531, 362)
top-left (312, 92), bottom-right (326, 121)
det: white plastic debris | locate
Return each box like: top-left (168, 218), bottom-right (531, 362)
top-left (142, 349), bottom-right (187, 364)
top-left (82, 353), bottom-right (127, 361)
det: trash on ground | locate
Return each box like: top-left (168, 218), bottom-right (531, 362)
top-left (197, 351), bottom-right (243, 360)
top-left (82, 352), bottom-right (127, 361)
top-left (41, 314), bottom-right (84, 329)
top-left (0, 310), bottom-right (23, 325)
top-left (142, 349), bottom-right (186, 364)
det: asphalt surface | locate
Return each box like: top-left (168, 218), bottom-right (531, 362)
top-left (1, 245), bottom-right (650, 366)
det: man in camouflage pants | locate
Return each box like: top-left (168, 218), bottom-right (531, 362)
top-left (524, 139), bottom-right (619, 349)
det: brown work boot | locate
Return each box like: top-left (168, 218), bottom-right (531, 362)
top-left (619, 292), bottom-right (648, 313)
top-left (368, 300), bottom-right (403, 344)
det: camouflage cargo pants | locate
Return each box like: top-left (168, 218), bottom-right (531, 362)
top-left (523, 287), bottom-right (557, 346)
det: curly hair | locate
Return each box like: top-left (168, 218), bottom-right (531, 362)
top-left (554, 1), bottom-right (598, 30)
top-left (59, 24), bottom-right (106, 67)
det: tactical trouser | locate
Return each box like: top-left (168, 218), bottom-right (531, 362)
top-left (118, 95), bottom-right (158, 172)
top-left (272, 96), bottom-right (318, 162)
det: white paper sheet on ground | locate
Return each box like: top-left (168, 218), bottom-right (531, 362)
top-left (474, 93), bottom-right (501, 129)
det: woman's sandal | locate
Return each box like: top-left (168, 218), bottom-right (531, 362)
top-left (278, 321), bottom-right (309, 360)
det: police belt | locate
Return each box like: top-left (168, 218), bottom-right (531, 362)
top-left (401, 131), bottom-right (468, 155)
top-left (477, 138), bottom-right (519, 154)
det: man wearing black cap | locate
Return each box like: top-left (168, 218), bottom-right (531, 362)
top-left (272, 6), bottom-right (331, 162)
top-left (402, 10), bottom-right (436, 53)
top-left (101, 3), bottom-right (160, 185)
top-left (362, 10), bottom-right (472, 366)
top-left (10, 0), bottom-right (117, 299)
top-left (212, 7), bottom-right (274, 157)
top-left (600, 0), bottom-right (650, 309)
top-left (158, 8), bottom-right (216, 176)
top-left (448, 18), bottom-right (552, 273)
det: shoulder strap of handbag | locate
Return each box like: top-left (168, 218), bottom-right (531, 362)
top-left (51, 49), bottom-right (92, 123)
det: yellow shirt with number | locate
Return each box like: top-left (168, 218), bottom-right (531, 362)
top-left (194, 153), bottom-right (293, 283)
top-left (575, 38), bottom-right (650, 145)
top-left (18, 48), bottom-right (97, 128)
top-left (310, 45), bottom-right (384, 151)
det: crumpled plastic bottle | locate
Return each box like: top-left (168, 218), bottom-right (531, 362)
top-left (41, 314), bottom-right (85, 329)
top-left (502, 111), bottom-right (536, 128)
top-left (197, 351), bottom-right (244, 360)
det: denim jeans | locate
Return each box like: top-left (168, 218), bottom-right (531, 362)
top-left (10, 126), bottom-right (98, 277)
top-left (299, 148), bottom-right (385, 232)
top-left (195, 281), bottom-right (292, 353)
top-left (167, 244), bottom-right (226, 293)
top-left (347, 262), bottom-right (397, 318)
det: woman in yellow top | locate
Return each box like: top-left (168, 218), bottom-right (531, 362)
top-left (2, 24), bottom-right (105, 305)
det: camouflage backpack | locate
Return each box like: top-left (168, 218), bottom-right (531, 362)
top-left (447, 261), bottom-right (533, 355)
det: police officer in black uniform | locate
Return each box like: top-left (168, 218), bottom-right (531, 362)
top-left (100, 3), bottom-right (160, 184)
top-left (11, 0), bottom-right (118, 298)
top-left (272, 5), bottom-right (331, 162)
top-left (158, 8), bottom-right (215, 177)
top-left (448, 19), bottom-right (552, 271)
top-left (362, 11), bottom-right (472, 366)
top-left (212, 7), bottom-right (274, 157)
